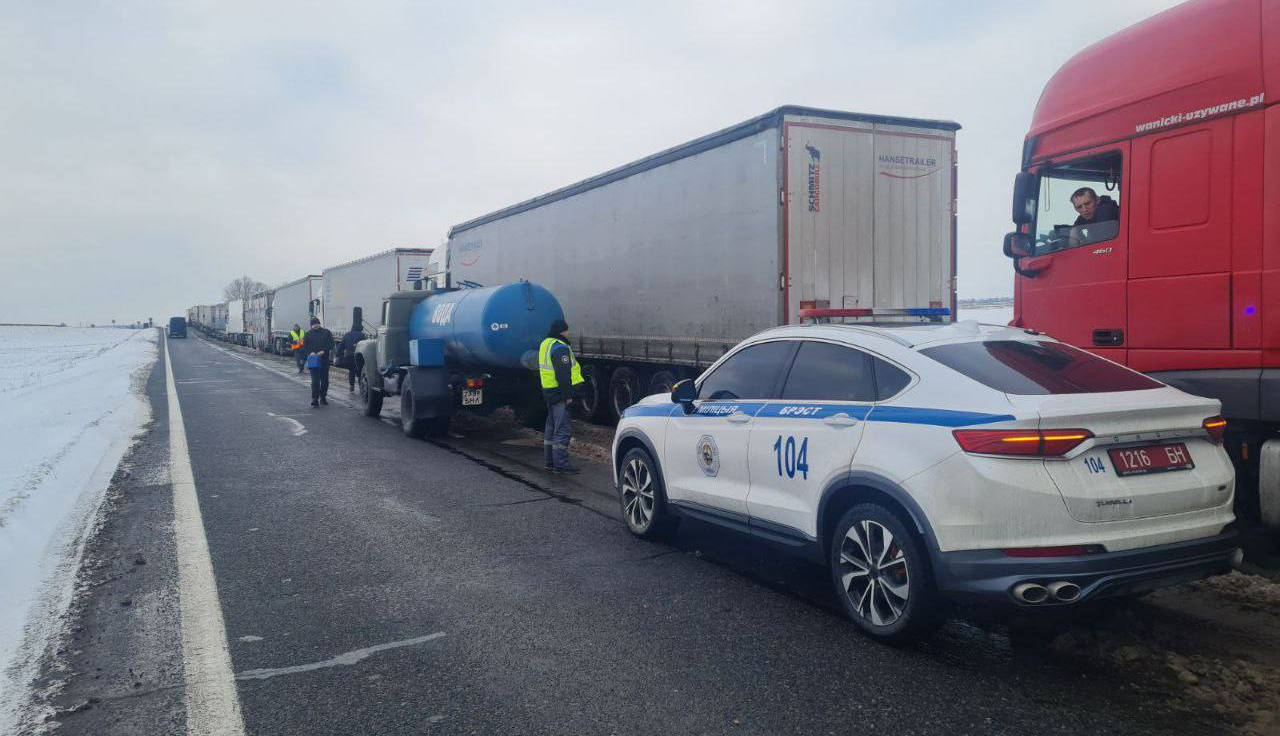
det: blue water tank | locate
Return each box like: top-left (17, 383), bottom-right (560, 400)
top-left (408, 282), bottom-right (565, 369)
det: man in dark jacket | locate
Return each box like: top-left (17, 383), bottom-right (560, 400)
top-left (336, 325), bottom-right (364, 392)
top-left (538, 319), bottom-right (585, 473)
top-left (301, 317), bottom-right (335, 407)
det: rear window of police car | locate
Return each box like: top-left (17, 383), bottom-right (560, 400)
top-left (920, 340), bottom-right (1162, 395)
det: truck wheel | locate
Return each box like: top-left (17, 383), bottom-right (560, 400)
top-left (572, 365), bottom-right (607, 422)
top-left (608, 366), bottom-right (641, 420)
top-left (646, 370), bottom-right (679, 398)
top-left (401, 388), bottom-right (427, 439)
top-left (359, 371), bottom-right (383, 417)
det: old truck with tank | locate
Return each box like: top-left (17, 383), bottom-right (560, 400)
top-left (353, 281), bottom-right (565, 437)
top-left (435, 105), bottom-right (959, 422)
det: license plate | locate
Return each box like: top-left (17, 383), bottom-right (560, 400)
top-left (1107, 443), bottom-right (1194, 477)
top-left (461, 388), bottom-right (483, 406)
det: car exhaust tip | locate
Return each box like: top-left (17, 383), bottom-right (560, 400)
top-left (1012, 583), bottom-right (1049, 604)
top-left (1047, 581), bottom-right (1081, 602)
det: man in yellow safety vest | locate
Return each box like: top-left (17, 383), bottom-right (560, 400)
top-left (290, 324), bottom-right (306, 373)
top-left (538, 319), bottom-right (585, 473)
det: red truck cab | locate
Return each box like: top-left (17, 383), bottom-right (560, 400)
top-left (1004, 0), bottom-right (1280, 528)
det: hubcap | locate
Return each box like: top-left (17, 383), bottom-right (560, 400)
top-left (838, 520), bottom-right (909, 627)
top-left (620, 458), bottom-right (655, 530)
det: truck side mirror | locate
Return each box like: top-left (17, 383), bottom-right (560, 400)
top-left (671, 379), bottom-right (696, 412)
top-left (1011, 171), bottom-right (1038, 225)
top-left (1003, 231), bottom-right (1033, 258)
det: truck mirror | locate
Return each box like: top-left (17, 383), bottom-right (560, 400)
top-left (671, 379), bottom-right (696, 412)
top-left (1003, 231), bottom-right (1033, 258)
top-left (1011, 171), bottom-right (1038, 225)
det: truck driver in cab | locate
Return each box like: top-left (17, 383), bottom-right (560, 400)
top-left (1068, 186), bottom-right (1120, 246)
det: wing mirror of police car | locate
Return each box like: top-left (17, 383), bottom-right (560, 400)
top-left (671, 379), bottom-right (697, 413)
top-left (1003, 231), bottom-right (1033, 258)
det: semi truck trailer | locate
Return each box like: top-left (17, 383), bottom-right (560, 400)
top-left (225, 299), bottom-right (249, 346)
top-left (438, 105), bottom-right (960, 421)
top-left (270, 275), bottom-right (322, 353)
top-left (246, 290), bottom-right (273, 351)
top-left (1000, 0), bottom-right (1279, 529)
top-left (322, 248), bottom-right (433, 335)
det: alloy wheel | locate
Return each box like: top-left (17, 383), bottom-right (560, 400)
top-left (837, 519), bottom-right (910, 627)
top-left (620, 457), bottom-right (655, 530)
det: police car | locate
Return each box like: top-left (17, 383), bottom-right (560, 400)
top-left (611, 321), bottom-right (1239, 642)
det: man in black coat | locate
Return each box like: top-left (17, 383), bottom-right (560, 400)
top-left (336, 325), bottom-right (365, 392)
top-left (301, 317), bottom-right (335, 407)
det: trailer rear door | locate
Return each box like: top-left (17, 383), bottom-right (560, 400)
top-left (783, 117), bottom-right (955, 322)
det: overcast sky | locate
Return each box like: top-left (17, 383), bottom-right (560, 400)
top-left (0, 0), bottom-right (1182, 325)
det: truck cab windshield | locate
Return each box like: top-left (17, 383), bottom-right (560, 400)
top-left (1032, 152), bottom-right (1122, 253)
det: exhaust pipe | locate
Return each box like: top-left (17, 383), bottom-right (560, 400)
top-left (1047, 581), bottom-right (1081, 602)
top-left (1012, 583), bottom-right (1049, 604)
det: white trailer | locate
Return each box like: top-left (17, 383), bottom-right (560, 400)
top-left (270, 275), bottom-right (322, 353)
top-left (246, 291), bottom-right (273, 351)
top-left (443, 105), bottom-right (960, 420)
top-left (225, 299), bottom-right (249, 346)
top-left (322, 248), bottom-right (433, 335)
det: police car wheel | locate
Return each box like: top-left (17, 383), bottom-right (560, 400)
top-left (618, 448), bottom-right (678, 538)
top-left (830, 503), bottom-right (940, 643)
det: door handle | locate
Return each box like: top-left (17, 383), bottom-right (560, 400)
top-left (823, 412), bottom-right (859, 427)
top-left (726, 411), bottom-right (752, 424)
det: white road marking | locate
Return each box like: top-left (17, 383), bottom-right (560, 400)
top-left (265, 411), bottom-right (307, 437)
top-left (234, 632), bottom-right (446, 681)
top-left (165, 336), bottom-right (248, 736)
top-left (237, 635), bottom-right (264, 643)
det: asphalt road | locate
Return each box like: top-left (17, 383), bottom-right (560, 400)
top-left (27, 332), bottom-right (1233, 735)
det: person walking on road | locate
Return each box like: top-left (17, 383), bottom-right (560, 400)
top-left (538, 319), bottom-right (585, 473)
top-left (337, 324), bottom-right (364, 392)
top-left (302, 317), bottom-right (334, 407)
top-left (290, 323), bottom-right (307, 373)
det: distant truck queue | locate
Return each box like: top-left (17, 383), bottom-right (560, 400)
top-left (185, 105), bottom-right (961, 432)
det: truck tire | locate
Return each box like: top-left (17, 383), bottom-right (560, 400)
top-left (401, 388), bottom-right (428, 439)
top-left (646, 370), bottom-right (679, 398)
top-left (572, 365), bottom-right (607, 422)
top-left (359, 370), bottom-right (383, 417)
top-left (608, 366), bottom-right (642, 421)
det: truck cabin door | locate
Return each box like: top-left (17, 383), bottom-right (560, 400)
top-left (1015, 146), bottom-right (1129, 363)
top-left (1126, 117), bottom-right (1244, 359)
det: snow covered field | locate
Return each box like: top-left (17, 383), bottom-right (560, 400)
top-left (956, 304), bottom-right (1014, 326)
top-left (0, 326), bottom-right (157, 731)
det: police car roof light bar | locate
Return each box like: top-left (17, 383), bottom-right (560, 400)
top-left (797, 307), bottom-right (951, 323)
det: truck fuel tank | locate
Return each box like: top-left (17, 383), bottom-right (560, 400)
top-left (408, 281), bottom-right (564, 370)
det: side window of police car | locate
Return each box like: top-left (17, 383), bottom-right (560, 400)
top-left (780, 341), bottom-right (911, 402)
top-left (698, 341), bottom-right (795, 401)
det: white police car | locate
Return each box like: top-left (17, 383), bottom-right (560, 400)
top-left (611, 321), bottom-right (1238, 641)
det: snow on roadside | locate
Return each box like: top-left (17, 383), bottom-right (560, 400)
top-left (0, 326), bottom-right (158, 732)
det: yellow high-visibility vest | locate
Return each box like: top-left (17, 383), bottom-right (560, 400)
top-left (290, 329), bottom-right (305, 349)
top-left (538, 337), bottom-right (584, 390)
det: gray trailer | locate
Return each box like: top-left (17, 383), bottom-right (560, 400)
top-left (322, 248), bottom-right (434, 335)
top-left (442, 105), bottom-right (960, 420)
top-left (246, 290), bottom-right (274, 351)
top-left (270, 275), bottom-right (321, 353)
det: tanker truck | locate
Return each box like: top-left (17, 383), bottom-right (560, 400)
top-left (353, 281), bottom-right (564, 438)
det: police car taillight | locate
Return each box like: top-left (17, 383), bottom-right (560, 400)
top-left (952, 429), bottom-right (1093, 457)
top-left (1202, 416), bottom-right (1227, 444)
